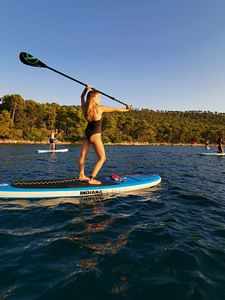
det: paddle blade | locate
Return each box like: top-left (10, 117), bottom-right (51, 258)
top-left (19, 52), bottom-right (47, 68)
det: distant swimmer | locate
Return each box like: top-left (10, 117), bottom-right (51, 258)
top-left (217, 137), bottom-right (224, 153)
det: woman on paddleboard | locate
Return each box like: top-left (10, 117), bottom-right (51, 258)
top-left (79, 86), bottom-right (131, 185)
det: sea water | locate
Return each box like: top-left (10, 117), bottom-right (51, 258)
top-left (0, 145), bottom-right (225, 300)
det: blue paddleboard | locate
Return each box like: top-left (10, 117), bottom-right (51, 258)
top-left (0, 174), bottom-right (161, 199)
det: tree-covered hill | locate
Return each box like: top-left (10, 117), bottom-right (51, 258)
top-left (1, 94), bottom-right (225, 144)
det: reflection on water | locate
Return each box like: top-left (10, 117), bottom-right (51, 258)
top-left (84, 233), bottom-right (128, 256)
top-left (78, 258), bottom-right (97, 272)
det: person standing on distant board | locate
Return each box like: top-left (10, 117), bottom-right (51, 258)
top-left (217, 137), bottom-right (224, 153)
top-left (78, 86), bottom-right (132, 185)
top-left (49, 129), bottom-right (58, 151)
top-left (205, 139), bottom-right (210, 150)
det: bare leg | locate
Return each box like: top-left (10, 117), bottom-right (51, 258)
top-left (78, 138), bottom-right (90, 180)
top-left (49, 142), bottom-right (55, 151)
top-left (89, 134), bottom-right (106, 184)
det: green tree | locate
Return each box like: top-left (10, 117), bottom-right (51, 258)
top-left (0, 110), bottom-right (12, 138)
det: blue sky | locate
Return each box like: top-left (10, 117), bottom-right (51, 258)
top-left (1, 0), bottom-right (225, 111)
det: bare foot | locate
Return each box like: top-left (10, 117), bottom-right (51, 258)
top-left (88, 178), bottom-right (101, 185)
top-left (79, 176), bottom-right (90, 181)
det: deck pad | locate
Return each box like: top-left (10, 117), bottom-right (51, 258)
top-left (12, 178), bottom-right (117, 189)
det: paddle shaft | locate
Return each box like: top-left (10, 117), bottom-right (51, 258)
top-left (46, 66), bottom-right (128, 106)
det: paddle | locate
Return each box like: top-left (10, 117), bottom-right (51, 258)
top-left (19, 52), bottom-right (128, 107)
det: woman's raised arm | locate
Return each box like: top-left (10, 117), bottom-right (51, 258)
top-left (80, 86), bottom-right (92, 108)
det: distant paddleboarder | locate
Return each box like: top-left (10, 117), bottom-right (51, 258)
top-left (49, 129), bottom-right (58, 151)
top-left (78, 86), bottom-right (132, 185)
top-left (205, 139), bottom-right (210, 150)
top-left (217, 137), bottom-right (224, 153)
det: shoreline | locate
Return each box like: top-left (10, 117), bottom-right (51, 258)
top-left (0, 139), bottom-right (214, 147)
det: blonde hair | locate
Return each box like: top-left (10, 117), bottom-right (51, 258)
top-left (83, 90), bottom-right (100, 121)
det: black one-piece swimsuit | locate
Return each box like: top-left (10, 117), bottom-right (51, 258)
top-left (85, 119), bottom-right (102, 141)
